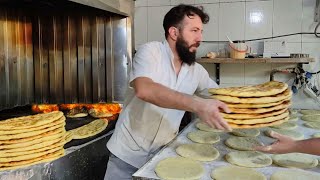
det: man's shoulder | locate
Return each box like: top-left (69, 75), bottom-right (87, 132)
top-left (137, 41), bottom-right (165, 51)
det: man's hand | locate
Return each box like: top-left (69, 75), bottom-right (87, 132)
top-left (254, 131), bottom-right (297, 154)
top-left (195, 98), bottom-right (232, 131)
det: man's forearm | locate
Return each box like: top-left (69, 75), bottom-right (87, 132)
top-left (136, 80), bottom-right (202, 114)
top-left (294, 138), bottom-right (320, 155)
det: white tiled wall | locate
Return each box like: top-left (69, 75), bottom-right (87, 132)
top-left (134, 0), bottom-right (320, 109)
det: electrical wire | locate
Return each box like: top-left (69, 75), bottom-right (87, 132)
top-left (315, 22), bottom-right (320, 38)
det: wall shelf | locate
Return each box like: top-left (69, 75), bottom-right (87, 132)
top-left (196, 57), bottom-right (315, 84)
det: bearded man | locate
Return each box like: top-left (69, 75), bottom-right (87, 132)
top-left (104, 4), bottom-right (231, 180)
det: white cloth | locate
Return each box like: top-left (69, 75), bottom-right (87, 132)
top-left (107, 40), bottom-right (218, 168)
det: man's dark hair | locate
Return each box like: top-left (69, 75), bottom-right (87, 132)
top-left (163, 4), bottom-right (209, 38)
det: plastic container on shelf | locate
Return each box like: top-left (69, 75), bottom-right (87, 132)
top-left (229, 41), bottom-right (248, 59)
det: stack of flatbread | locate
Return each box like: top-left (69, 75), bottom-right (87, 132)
top-left (209, 81), bottom-right (292, 129)
top-left (0, 111), bottom-right (66, 171)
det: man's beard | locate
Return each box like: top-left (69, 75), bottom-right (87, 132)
top-left (176, 36), bottom-right (200, 66)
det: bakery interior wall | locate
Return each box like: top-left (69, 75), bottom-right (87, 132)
top-left (134, 0), bottom-right (320, 110)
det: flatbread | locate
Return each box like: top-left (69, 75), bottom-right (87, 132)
top-left (225, 136), bottom-right (262, 151)
top-left (221, 108), bottom-right (288, 120)
top-left (300, 110), bottom-right (320, 115)
top-left (301, 115), bottom-right (320, 122)
top-left (0, 131), bottom-right (64, 152)
top-left (187, 131), bottom-right (220, 144)
top-left (0, 122), bottom-right (65, 141)
top-left (195, 122), bottom-right (224, 133)
top-left (225, 111), bottom-right (289, 124)
top-left (231, 129), bottom-right (260, 137)
top-left (225, 151), bottom-right (272, 168)
top-left (272, 153), bottom-right (318, 169)
top-left (212, 88), bottom-right (292, 104)
top-left (226, 98), bottom-right (290, 109)
top-left (88, 109), bottom-right (113, 118)
top-left (0, 149), bottom-right (64, 171)
top-left (271, 121), bottom-right (297, 130)
top-left (208, 81), bottom-right (288, 97)
top-left (176, 144), bottom-right (219, 162)
top-left (271, 169), bottom-right (320, 180)
top-left (0, 146), bottom-right (62, 163)
top-left (228, 101), bottom-right (290, 114)
top-left (0, 117), bottom-right (65, 135)
top-left (304, 121), bottom-right (320, 130)
top-left (229, 117), bottom-right (289, 129)
top-left (65, 131), bottom-right (74, 143)
top-left (0, 127), bottom-right (64, 145)
top-left (265, 129), bottom-right (304, 140)
top-left (72, 119), bottom-right (108, 139)
top-left (155, 157), bottom-right (204, 180)
top-left (0, 111), bottom-right (63, 129)
top-left (211, 166), bottom-right (266, 180)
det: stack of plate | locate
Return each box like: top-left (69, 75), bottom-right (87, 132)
top-left (209, 81), bottom-right (292, 129)
top-left (0, 111), bottom-right (66, 171)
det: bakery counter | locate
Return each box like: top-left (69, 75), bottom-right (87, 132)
top-left (133, 114), bottom-right (320, 180)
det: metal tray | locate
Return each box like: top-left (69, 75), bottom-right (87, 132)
top-left (133, 114), bottom-right (320, 180)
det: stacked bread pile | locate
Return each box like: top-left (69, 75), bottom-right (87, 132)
top-left (0, 111), bottom-right (66, 171)
top-left (209, 81), bottom-right (292, 129)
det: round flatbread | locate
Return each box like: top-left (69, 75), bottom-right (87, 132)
top-left (226, 99), bottom-right (289, 109)
top-left (195, 122), bottom-right (224, 133)
top-left (301, 115), bottom-right (320, 122)
top-left (300, 110), bottom-right (320, 115)
top-left (304, 121), bottom-right (320, 130)
top-left (225, 136), bottom-right (262, 151)
top-left (228, 101), bottom-right (290, 114)
top-left (155, 157), bottom-right (204, 180)
top-left (271, 169), bottom-right (320, 180)
top-left (208, 81), bottom-right (288, 97)
top-left (71, 119), bottom-right (108, 139)
top-left (225, 151), bottom-right (272, 168)
top-left (176, 143), bottom-right (219, 162)
top-left (272, 153), bottom-right (318, 169)
top-left (187, 130), bottom-right (220, 144)
top-left (231, 129), bottom-right (260, 137)
top-left (211, 166), bottom-right (266, 180)
top-left (211, 88), bottom-right (292, 104)
top-left (229, 117), bottom-right (289, 129)
top-left (222, 109), bottom-right (288, 120)
top-left (265, 129), bottom-right (304, 140)
top-left (271, 121), bottom-right (297, 130)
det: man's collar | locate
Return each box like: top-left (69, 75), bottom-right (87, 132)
top-left (163, 40), bottom-right (174, 63)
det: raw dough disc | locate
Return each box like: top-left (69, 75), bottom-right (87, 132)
top-left (231, 129), bottom-right (260, 137)
top-left (176, 143), bottom-right (219, 162)
top-left (270, 121), bottom-right (297, 130)
top-left (195, 122), bottom-right (224, 133)
top-left (155, 157), bottom-right (204, 180)
top-left (271, 169), bottom-right (320, 180)
top-left (211, 165), bottom-right (266, 180)
top-left (187, 130), bottom-right (220, 144)
top-left (265, 129), bottom-right (304, 140)
top-left (301, 115), bottom-right (320, 122)
top-left (304, 121), bottom-right (320, 130)
top-left (225, 136), bottom-right (262, 151)
top-left (225, 151), bottom-right (272, 168)
top-left (272, 153), bottom-right (318, 169)
top-left (300, 110), bottom-right (320, 115)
